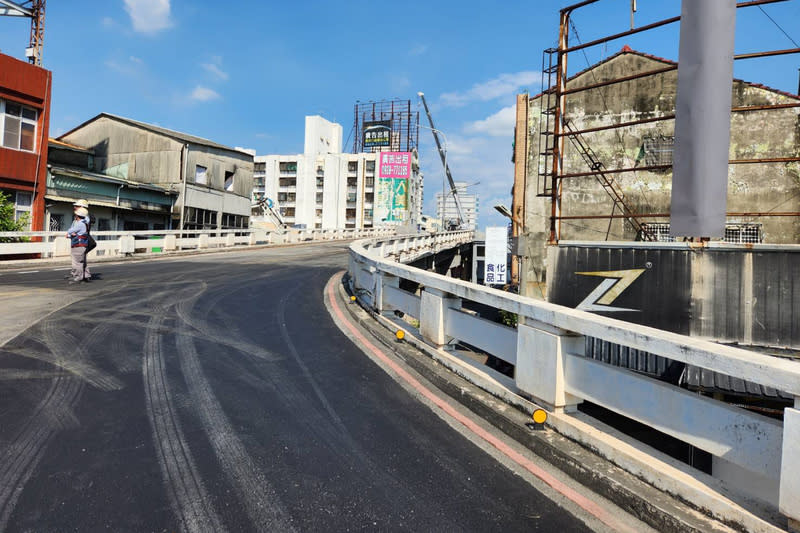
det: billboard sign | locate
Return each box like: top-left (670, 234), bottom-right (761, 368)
top-left (375, 152), bottom-right (410, 223)
top-left (363, 120), bottom-right (392, 148)
top-left (484, 226), bottom-right (508, 286)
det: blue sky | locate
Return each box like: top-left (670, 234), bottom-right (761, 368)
top-left (1, 0), bottom-right (798, 228)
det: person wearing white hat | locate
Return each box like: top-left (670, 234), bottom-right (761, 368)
top-left (66, 207), bottom-right (91, 283)
top-left (73, 199), bottom-right (91, 225)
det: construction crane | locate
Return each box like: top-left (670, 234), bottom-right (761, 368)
top-left (417, 91), bottom-right (466, 230)
top-left (0, 0), bottom-right (46, 66)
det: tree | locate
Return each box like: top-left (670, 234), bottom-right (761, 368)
top-left (0, 192), bottom-right (28, 241)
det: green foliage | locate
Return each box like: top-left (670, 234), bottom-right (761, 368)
top-left (0, 192), bottom-right (28, 241)
top-left (498, 309), bottom-right (518, 328)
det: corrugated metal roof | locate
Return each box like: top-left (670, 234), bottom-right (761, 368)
top-left (48, 138), bottom-right (93, 153)
top-left (59, 113), bottom-right (252, 155)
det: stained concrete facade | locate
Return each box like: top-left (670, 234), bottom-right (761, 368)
top-left (59, 113), bottom-right (253, 230)
top-left (517, 48), bottom-right (800, 295)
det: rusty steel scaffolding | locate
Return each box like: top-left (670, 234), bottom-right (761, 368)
top-left (352, 99), bottom-right (419, 154)
top-left (542, 0), bottom-right (800, 243)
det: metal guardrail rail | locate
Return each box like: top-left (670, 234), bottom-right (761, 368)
top-left (348, 232), bottom-right (800, 528)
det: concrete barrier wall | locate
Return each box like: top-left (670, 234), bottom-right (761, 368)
top-left (349, 232), bottom-right (800, 526)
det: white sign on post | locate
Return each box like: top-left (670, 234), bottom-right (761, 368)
top-left (484, 226), bottom-right (507, 286)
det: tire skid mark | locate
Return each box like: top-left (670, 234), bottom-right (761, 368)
top-left (0, 319), bottom-right (85, 530)
top-left (143, 290), bottom-right (226, 533)
top-left (174, 318), bottom-right (295, 532)
top-left (173, 272), bottom-right (296, 363)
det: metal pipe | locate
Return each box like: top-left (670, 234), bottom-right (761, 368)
top-left (556, 211), bottom-right (800, 220)
top-left (561, 0), bottom-right (788, 54)
top-left (734, 47), bottom-right (800, 60)
top-left (557, 103), bottom-right (800, 138)
top-left (561, 65), bottom-right (677, 96)
top-left (559, 157), bottom-right (800, 180)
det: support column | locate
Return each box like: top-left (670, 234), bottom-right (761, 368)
top-left (374, 273), bottom-right (400, 314)
top-left (419, 288), bottom-right (461, 347)
top-left (515, 322), bottom-right (583, 412)
top-left (780, 399), bottom-right (800, 530)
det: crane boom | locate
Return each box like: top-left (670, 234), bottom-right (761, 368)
top-left (418, 92), bottom-right (465, 230)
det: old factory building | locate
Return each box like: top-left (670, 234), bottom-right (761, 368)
top-left (515, 47), bottom-right (800, 286)
top-left (59, 113), bottom-right (253, 231)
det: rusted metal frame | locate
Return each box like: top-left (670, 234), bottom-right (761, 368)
top-left (557, 103), bottom-right (800, 137)
top-left (560, 115), bottom-right (673, 137)
top-left (733, 102), bottom-right (800, 112)
top-left (549, 9), bottom-right (571, 244)
top-left (563, 16), bottom-right (680, 54)
top-left (561, 164), bottom-right (670, 179)
top-left (560, 157), bottom-right (800, 179)
top-left (561, 65), bottom-right (677, 97)
top-left (730, 157), bottom-right (800, 164)
top-left (734, 47), bottom-right (800, 60)
top-left (557, 211), bottom-right (800, 220)
top-left (560, 52), bottom-right (799, 99)
top-left (561, 0), bottom-right (788, 55)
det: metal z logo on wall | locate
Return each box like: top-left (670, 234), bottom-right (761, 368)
top-left (575, 269), bottom-right (645, 312)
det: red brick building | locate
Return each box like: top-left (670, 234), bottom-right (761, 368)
top-left (0, 52), bottom-right (51, 231)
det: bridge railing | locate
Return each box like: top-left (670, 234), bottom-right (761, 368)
top-left (349, 232), bottom-right (800, 525)
top-left (0, 227), bottom-right (396, 258)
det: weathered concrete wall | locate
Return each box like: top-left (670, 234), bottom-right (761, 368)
top-left (61, 117), bottom-right (183, 184)
top-left (521, 49), bottom-right (800, 297)
top-left (61, 116), bottom-right (254, 199)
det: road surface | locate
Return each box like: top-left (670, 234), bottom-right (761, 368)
top-left (0, 243), bottom-right (651, 532)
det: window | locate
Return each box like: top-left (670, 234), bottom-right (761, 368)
top-left (254, 177), bottom-right (264, 188)
top-left (725, 224), bottom-right (762, 244)
top-left (224, 171), bottom-right (235, 191)
top-left (347, 177), bottom-right (357, 188)
top-left (365, 193), bottom-right (374, 203)
top-left (1, 100), bottom-right (37, 152)
top-left (254, 162), bottom-right (266, 172)
top-left (49, 213), bottom-right (63, 231)
top-left (641, 222), bottom-right (763, 244)
top-left (365, 161), bottom-right (375, 172)
top-left (316, 192), bottom-right (323, 203)
top-left (636, 135), bottom-right (674, 168)
top-left (14, 191), bottom-right (32, 228)
top-left (316, 177), bottom-right (324, 188)
top-left (365, 177), bottom-right (374, 187)
top-left (279, 162), bottom-right (297, 172)
top-left (195, 165), bottom-right (207, 185)
top-left (348, 161), bottom-right (358, 172)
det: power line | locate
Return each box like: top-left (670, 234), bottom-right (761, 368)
top-left (758, 6), bottom-right (800, 48)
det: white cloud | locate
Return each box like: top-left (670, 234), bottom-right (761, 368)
top-left (189, 86), bottom-right (220, 102)
top-left (105, 56), bottom-right (144, 76)
top-left (440, 71), bottom-right (539, 107)
top-left (124, 0), bottom-right (172, 34)
top-left (409, 44), bottom-right (428, 56)
top-left (202, 61), bottom-right (228, 81)
top-left (101, 17), bottom-right (115, 28)
top-left (464, 105), bottom-right (517, 137)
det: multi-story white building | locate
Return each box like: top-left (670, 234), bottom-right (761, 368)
top-left (435, 181), bottom-right (479, 230)
top-left (253, 116), bottom-right (423, 229)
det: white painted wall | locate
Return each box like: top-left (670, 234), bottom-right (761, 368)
top-left (304, 115), bottom-right (342, 156)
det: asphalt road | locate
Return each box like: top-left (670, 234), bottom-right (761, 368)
top-left (0, 244), bottom-right (646, 532)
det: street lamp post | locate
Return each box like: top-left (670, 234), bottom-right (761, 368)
top-left (418, 123), bottom-right (447, 231)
